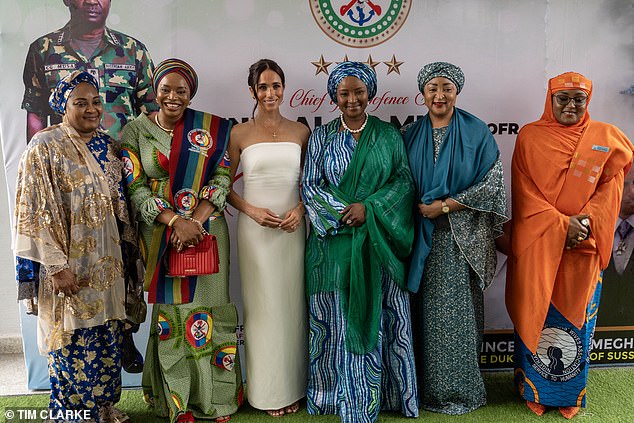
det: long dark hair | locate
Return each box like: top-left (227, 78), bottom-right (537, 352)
top-left (248, 59), bottom-right (286, 119)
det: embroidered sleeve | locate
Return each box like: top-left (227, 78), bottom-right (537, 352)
top-left (120, 121), bottom-right (172, 225)
top-left (301, 124), bottom-right (348, 237)
top-left (200, 150), bottom-right (231, 212)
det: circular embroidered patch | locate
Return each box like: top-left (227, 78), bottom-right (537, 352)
top-left (185, 311), bottom-right (213, 349)
top-left (157, 313), bottom-right (172, 341)
top-left (188, 128), bottom-right (213, 150)
top-left (309, 0), bottom-right (412, 48)
top-left (121, 151), bottom-right (141, 184)
top-left (174, 188), bottom-right (197, 214)
top-left (212, 344), bottom-right (237, 371)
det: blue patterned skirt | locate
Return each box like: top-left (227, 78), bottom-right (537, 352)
top-left (306, 271), bottom-right (418, 423)
top-left (514, 278), bottom-right (602, 408)
top-left (48, 320), bottom-right (123, 422)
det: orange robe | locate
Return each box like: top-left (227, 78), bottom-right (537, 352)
top-left (507, 74), bottom-right (633, 353)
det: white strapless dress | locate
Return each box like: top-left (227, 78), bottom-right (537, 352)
top-left (237, 142), bottom-right (307, 409)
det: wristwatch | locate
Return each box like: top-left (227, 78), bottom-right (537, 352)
top-left (441, 201), bottom-right (450, 214)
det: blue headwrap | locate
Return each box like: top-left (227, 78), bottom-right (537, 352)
top-left (48, 70), bottom-right (100, 115)
top-left (417, 62), bottom-right (465, 94)
top-left (327, 61), bottom-right (377, 103)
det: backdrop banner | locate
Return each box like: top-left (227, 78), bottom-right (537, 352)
top-left (1, 0), bottom-right (632, 389)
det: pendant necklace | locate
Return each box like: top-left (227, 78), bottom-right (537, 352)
top-left (155, 114), bottom-right (174, 138)
top-left (257, 116), bottom-right (281, 140)
top-left (340, 112), bottom-right (368, 134)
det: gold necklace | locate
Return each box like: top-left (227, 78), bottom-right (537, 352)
top-left (155, 114), bottom-right (174, 138)
top-left (257, 116), bottom-right (282, 139)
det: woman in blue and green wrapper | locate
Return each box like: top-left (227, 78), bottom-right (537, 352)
top-left (403, 62), bottom-right (508, 415)
top-left (301, 61), bottom-right (418, 423)
top-left (120, 59), bottom-right (242, 423)
top-left (14, 70), bottom-right (134, 422)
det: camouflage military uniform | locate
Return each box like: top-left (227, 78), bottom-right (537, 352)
top-left (22, 23), bottom-right (158, 139)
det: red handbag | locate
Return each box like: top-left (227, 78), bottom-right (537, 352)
top-left (168, 235), bottom-right (219, 277)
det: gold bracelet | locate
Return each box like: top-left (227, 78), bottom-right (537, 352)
top-left (167, 214), bottom-right (180, 227)
top-left (191, 218), bottom-right (209, 236)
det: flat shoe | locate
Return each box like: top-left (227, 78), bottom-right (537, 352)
top-left (526, 400), bottom-right (547, 416)
top-left (559, 406), bottom-right (580, 419)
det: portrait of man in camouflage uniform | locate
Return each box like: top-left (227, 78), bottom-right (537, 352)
top-left (22, 0), bottom-right (157, 142)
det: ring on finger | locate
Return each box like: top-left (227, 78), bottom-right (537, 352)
top-left (346, 219), bottom-right (352, 224)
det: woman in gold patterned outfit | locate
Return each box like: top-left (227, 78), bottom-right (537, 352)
top-left (14, 70), bottom-right (133, 422)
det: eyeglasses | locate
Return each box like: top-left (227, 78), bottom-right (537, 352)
top-left (553, 94), bottom-right (588, 106)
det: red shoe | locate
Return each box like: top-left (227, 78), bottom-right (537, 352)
top-left (559, 406), bottom-right (580, 419)
top-left (177, 411), bottom-right (195, 423)
top-left (526, 400), bottom-right (547, 416)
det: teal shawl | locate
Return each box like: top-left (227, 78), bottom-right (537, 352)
top-left (403, 107), bottom-right (499, 293)
top-left (305, 116), bottom-right (415, 354)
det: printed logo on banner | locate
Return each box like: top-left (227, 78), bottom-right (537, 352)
top-left (309, 0), bottom-right (411, 48)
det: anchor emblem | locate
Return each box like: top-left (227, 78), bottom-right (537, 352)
top-left (340, 0), bottom-right (382, 26)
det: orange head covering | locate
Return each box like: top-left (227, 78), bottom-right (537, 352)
top-left (539, 71), bottom-right (593, 129)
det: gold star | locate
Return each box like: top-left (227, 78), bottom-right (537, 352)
top-left (365, 55), bottom-right (380, 71)
top-left (311, 55), bottom-right (333, 76)
top-left (384, 54), bottom-right (404, 75)
top-left (336, 55), bottom-right (350, 65)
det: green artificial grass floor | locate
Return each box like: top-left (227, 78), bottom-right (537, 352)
top-left (1, 369), bottom-right (633, 422)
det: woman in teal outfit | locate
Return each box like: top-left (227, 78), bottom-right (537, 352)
top-left (403, 62), bottom-right (508, 415)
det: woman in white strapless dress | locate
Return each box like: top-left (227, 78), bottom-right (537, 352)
top-left (228, 59), bottom-right (310, 417)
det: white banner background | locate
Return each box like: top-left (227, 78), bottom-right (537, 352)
top-left (1, 0), bottom-right (632, 388)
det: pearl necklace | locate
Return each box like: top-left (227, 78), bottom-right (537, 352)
top-left (340, 112), bottom-right (368, 134)
top-left (154, 114), bottom-right (174, 138)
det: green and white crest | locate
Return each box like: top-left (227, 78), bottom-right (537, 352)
top-left (309, 0), bottom-right (411, 48)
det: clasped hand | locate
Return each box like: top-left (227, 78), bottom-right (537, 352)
top-left (418, 200), bottom-right (443, 219)
top-left (341, 202), bottom-right (365, 227)
top-left (250, 205), bottom-right (303, 233)
top-left (170, 218), bottom-right (205, 252)
top-left (565, 214), bottom-right (590, 250)
top-left (52, 268), bottom-right (80, 297)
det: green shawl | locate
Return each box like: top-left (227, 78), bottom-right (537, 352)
top-left (305, 116), bottom-right (415, 354)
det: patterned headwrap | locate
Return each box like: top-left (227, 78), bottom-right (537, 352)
top-left (549, 71), bottom-right (592, 96)
top-left (48, 70), bottom-right (99, 115)
top-left (327, 61), bottom-right (377, 103)
top-left (153, 58), bottom-right (199, 99)
top-left (540, 71), bottom-right (593, 128)
top-left (417, 62), bottom-right (465, 94)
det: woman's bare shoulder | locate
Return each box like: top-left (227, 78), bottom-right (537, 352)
top-left (286, 119), bottom-right (311, 139)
